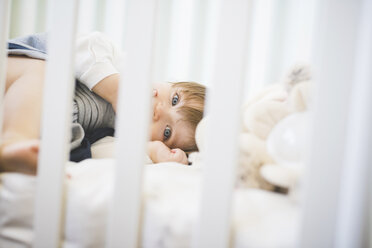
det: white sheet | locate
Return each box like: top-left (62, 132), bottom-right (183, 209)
top-left (0, 159), bottom-right (299, 248)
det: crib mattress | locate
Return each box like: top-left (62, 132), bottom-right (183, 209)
top-left (0, 159), bottom-right (299, 248)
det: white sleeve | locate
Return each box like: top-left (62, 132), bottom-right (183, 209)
top-left (75, 32), bottom-right (123, 90)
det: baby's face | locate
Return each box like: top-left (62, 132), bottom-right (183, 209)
top-left (150, 83), bottom-right (192, 149)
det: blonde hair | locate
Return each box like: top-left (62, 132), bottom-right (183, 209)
top-left (171, 81), bottom-right (206, 152)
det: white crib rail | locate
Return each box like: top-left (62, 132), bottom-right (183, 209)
top-left (104, 0), bottom-right (127, 48)
top-left (33, 0), bottom-right (79, 247)
top-left (244, 0), bottom-right (274, 97)
top-left (1, 0), bottom-right (371, 247)
top-left (194, 1), bottom-right (251, 247)
top-left (300, 0), bottom-right (370, 247)
top-left (0, 0), bottom-right (11, 136)
top-left (334, 0), bottom-right (372, 246)
top-left (77, 0), bottom-right (97, 34)
top-left (106, 1), bottom-right (157, 247)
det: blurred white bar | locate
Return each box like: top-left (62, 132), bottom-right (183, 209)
top-left (255, 0), bottom-right (283, 88)
top-left (199, 0), bottom-right (222, 88)
top-left (271, 0), bottom-right (316, 84)
top-left (19, 0), bottom-right (37, 35)
top-left (194, 1), bottom-right (250, 247)
top-left (106, 1), bottom-right (157, 247)
top-left (104, 0), bottom-right (126, 47)
top-left (187, 0), bottom-right (208, 84)
top-left (152, 0), bottom-right (172, 83)
top-left (35, 0), bottom-right (48, 33)
top-left (33, 0), bottom-right (79, 247)
top-left (0, 0), bottom-right (11, 135)
top-left (335, 0), bottom-right (372, 247)
top-left (300, 0), bottom-right (361, 247)
top-left (9, 0), bottom-right (37, 37)
top-left (245, 0), bottom-right (274, 97)
top-left (77, 0), bottom-right (97, 34)
top-left (166, 0), bottom-right (195, 80)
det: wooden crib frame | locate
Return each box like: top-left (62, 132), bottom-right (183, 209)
top-left (0, 0), bottom-right (371, 247)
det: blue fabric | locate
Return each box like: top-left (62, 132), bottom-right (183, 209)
top-left (9, 32), bottom-right (48, 53)
top-left (7, 33), bottom-right (48, 60)
top-left (8, 43), bottom-right (30, 50)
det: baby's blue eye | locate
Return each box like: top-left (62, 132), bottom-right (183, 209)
top-left (164, 126), bottom-right (172, 140)
top-left (172, 94), bottom-right (179, 106)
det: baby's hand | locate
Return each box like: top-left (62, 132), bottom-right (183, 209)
top-left (148, 141), bottom-right (188, 165)
top-left (168, 148), bottom-right (188, 165)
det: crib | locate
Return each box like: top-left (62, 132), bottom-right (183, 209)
top-left (0, 0), bottom-right (371, 247)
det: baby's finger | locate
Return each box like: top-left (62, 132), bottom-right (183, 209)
top-left (171, 148), bottom-right (188, 164)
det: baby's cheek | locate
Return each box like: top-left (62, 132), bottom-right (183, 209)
top-left (149, 123), bottom-right (161, 141)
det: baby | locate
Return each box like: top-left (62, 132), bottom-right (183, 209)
top-left (0, 32), bottom-right (206, 174)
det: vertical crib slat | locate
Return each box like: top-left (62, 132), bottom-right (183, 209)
top-left (167, 0), bottom-right (195, 79)
top-left (245, 0), bottom-right (275, 97)
top-left (0, 0), bottom-right (11, 134)
top-left (104, 0), bottom-right (126, 47)
top-left (106, 1), bottom-right (157, 247)
top-left (334, 0), bottom-right (372, 247)
top-left (18, 0), bottom-right (38, 35)
top-left (77, 0), bottom-right (97, 33)
top-left (300, 0), bottom-right (363, 247)
top-left (33, 0), bottom-right (79, 247)
top-left (194, 1), bottom-right (250, 247)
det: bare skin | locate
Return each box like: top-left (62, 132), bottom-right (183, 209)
top-left (148, 141), bottom-right (188, 165)
top-left (0, 56), bottom-right (188, 175)
top-left (0, 56), bottom-right (45, 174)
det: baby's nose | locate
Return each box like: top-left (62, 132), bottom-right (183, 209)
top-left (152, 102), bottom-right (163, 121)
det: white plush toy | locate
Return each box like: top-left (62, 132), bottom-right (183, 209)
top-left (262, 111), bottom-right (311, 201)
top-left (195, 65), bottom-right (312, 192)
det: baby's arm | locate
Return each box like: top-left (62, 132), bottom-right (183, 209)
top-left (91, 74), bottom-right (119, 112)
top-left (148, 141), bottom-right (188, 165)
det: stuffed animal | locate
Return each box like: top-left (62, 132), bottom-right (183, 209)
top-left (194, 65), bottom-right (312, 192)
top-left (261, 111), bottom-right (311, 200)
